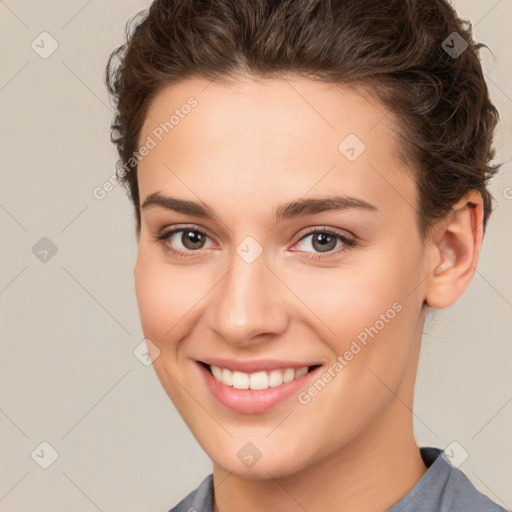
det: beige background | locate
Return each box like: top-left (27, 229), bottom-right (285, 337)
top-left (0, 1), bottom-right (511, 511)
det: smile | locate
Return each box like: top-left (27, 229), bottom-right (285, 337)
top-left (196, 360), bottom-right (323, 414)
top-left (209, 364), bottom-right (310, 390)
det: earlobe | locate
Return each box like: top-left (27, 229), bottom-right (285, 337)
top-left (425, 191), bottom-right (484, 309)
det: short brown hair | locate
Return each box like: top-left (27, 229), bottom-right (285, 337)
top-left (105, 0), bottom-right (500, 239)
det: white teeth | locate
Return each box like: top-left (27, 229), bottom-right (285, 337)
top-left (211, 365), bottom-right (223, 381)
top-left (222, 368), bottom-right (233, 386)
top-left (232, 371), bottom-right (249, 389)
top-left (209, 364), bottom-right (310, 390)
top-left (249, 371), bottom-right (269, 390)
top-left (282, 368), bottom-right (295, 383)
top-left (268, 369), bottom-right (283, 387)
top-left (295, 366), bottom-right (308, 378)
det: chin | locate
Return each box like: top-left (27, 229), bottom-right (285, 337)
top-left (203, 435), bottom-right (321, 481)
top-left (215, 454), bottom-right (308, 480)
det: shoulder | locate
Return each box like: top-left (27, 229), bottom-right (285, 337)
top-left (165, 474), bottom-right (214, 512)
top-left (439, 461), bottom-right (508, 512)
top-left (389, 447), bottom-right (509, 512)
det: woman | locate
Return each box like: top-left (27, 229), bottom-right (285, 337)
top-left (105, 0), bottom-right (507, 510)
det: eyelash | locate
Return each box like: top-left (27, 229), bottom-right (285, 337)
top-left (154, 224), bottom-right (358, 261)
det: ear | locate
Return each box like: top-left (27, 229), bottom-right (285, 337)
top-left (424, 190), bottom-right (484, 309)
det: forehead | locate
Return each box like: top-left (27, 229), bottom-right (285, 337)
top-left (140, 75), bottom-right (398, 154)
top-left (137, 76), bottom-right (416, 223)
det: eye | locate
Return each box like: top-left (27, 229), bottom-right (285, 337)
top-left (291, 227), bottom-right (356, 258)
top-left (155, 226), bottom-right (214, 257)
top-left (154, 225), bottom-right (357, 260)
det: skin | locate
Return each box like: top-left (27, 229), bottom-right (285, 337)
top-left (133, 75), bottom-right (484, 512)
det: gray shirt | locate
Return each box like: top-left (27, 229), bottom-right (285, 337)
top-left (167, 447), bottom-right (508, 512)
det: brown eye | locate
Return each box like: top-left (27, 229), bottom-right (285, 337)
top-left (310, 232), bottom-right (338, 253)
top-left (156, 226), bottom-right (213, 256)
top-left (293, 228), bottom-right (355, 256)
top-left (180, 230), bottom-right (207, 250)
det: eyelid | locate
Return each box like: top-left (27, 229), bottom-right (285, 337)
top-left (293, 225), bottom-right (355, 243)
top-left (156, 224), bottom-right (216, 243)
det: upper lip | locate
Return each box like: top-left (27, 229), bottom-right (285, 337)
top-left (198, 358), bottom-right (321, 374)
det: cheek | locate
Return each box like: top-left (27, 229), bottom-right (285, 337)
top-left (134, 246), bottom-right (222, 357)
top-left (285, 245), bottom-right (422, 396)
top-left (134, 249), bottom-right (193, 343)
top-left (286, 257), bottom-right (409, 347)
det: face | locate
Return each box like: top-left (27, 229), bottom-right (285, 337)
top-left (134, 76), bottom-right (431, 478)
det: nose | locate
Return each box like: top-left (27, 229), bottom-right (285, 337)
top-left (206, 247), bottom-right (289, 348)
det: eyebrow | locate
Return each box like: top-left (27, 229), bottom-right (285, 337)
top-left (141, 192), bottom-right (378, 223)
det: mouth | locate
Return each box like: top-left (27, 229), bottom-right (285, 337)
top-left (199, 361), bottom-right (322, 391)
top-left (196, 360), bottom-right (323, 414)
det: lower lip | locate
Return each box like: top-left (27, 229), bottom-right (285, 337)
top-left (197, 362), bottom-right (321, 414)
